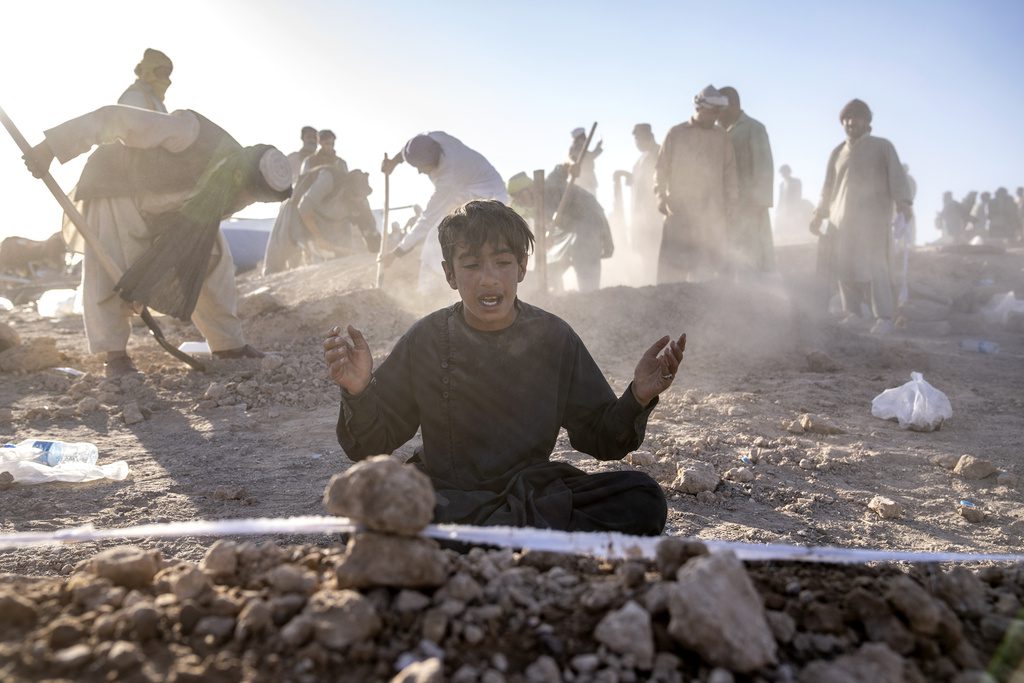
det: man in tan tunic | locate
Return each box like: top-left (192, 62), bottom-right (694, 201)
top-left (811, 99), bottom-right (913, 335)
top-left (654, 86), bottom-right (738, 283)
top-left (717, 87), bottom-right (775, 273)
top-left (117, 49), bottom-right (172, 113)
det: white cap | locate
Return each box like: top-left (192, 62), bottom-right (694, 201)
top-left (259, 148), bottom-right (292, 191)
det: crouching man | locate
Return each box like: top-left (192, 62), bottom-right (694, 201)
top-left (324, 200), bottom-right (683, 535)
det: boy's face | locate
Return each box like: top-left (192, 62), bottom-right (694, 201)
top-left (442, 240), bottom-right (527, 332)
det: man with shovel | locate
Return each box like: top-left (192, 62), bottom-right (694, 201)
top-left (22, 105), bottom-right (291, 376)
top-left (377, 132), bottom-right (508, 294)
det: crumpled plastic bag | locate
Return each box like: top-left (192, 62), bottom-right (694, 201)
top-left (0, 455), bottom-right (129, 484)
top-left (871, 372), bottom-right (952, 432)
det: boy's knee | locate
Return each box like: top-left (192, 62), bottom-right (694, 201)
top-left (619, 471), bottom-right (668, 535)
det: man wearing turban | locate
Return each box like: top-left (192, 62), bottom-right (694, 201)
top-left (811, 99), bottom-right (913, 336)
top-left (654, 85), bottom-right (738, 283)
top-left (118, 48), bottom-right (173, 113)
top-left (24, 105), bottom-right (292, 375)
top-left (379, 132), bottom-right (508, 294)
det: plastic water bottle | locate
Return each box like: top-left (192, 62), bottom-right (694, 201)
top-left (959, 340), bottom-right (1000, 354)
top-left (9, 439), bottom-right (98, 466)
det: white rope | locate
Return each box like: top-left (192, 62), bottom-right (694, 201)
top-left (2, 515), bottom-right (1023, 564)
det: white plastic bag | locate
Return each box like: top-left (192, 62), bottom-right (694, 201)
top-left (871, 372), bottom-right (952, 432)
top-left (0, 448), bottom-right (129, 484)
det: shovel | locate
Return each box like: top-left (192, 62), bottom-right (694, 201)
top-left (0, 105), bottom-right (205, 371)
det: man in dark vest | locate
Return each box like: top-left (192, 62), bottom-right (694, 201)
top-left (24, 105), bottom-right (292, 376)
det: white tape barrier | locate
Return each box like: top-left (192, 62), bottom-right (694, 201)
top-left (2, 515), bottom-right (1024, 564)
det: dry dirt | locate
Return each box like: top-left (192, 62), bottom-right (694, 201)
top-left (1, 243), bottom-right (1023, 681)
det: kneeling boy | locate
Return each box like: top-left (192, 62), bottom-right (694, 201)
top-left (324, 200), bottom-right (683, 535)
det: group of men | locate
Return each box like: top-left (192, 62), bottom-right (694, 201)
top-left (20, 47), bottom-right (922, 381)
top-left (936, 187), bottom-right (1024, 243)
top-left (262, 126), bottom-right (378, 275)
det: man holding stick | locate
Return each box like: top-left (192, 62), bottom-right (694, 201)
top-left (22, 105), bottom-right (291, 375)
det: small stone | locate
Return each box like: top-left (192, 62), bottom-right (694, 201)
top-left (886, 576), bottom-right (940, 635)
top-left (394, 590), bottom-right (432, 612)
top-left (0, 337), bottom-right (61, 373)
top-left (766, 609), bottom-right (796, 643)
top-left (213, 485), bottom-right (249, 501)
top-left (126, 604), bottom-right (160, 640)
top-left (89, 546), bottom-right (160, 588)
top-left (235, 599), bottom-right (272, 640)
top-left (306, 589), bottom-right (381, 650)
top-left (194, 615), bottom-right (236, 644)
top-left (671, 461), bottom-right (719, 494)
top-left (422, 608), bottom-right (448, 643)
top-left (785, 420), bottom-right (805, 433)
top-left (931, 454), bottom-right (960, 469)
top-left (655, 538), bottom-right (709, 579)
top-left (122, 401), bottom-right (145, 425)
top-left (571, 654), bottom-right (600, 673)
top-left (0, 593), bottom-right (37, 626)
top-left (525, 655), bottom-right (561, 683)
top-left (954, 455), bottom-right (998, 480)
top-left (261, 355), bottom-right (285, 373)
top-left (725, 466), bottom-right (755, 483)
top-left (336, 532), bottom-right (449, 589)
top-left (997, 472), bottom-right (1018, 488)
top-left (76, 396), bottom-right (100, 415)
top-left (169, 565), bottom-right (211, 601)
top-left (626, 450), bottom-right (657, 466)
top-left (265, 564), bottom-right (318, 594)
top-left (200, 539), bottom-right (238, 577)
top-left (708, 669), bottom-right (735, 683)
top-left (594, 600), bottom-right (654, 669)
top-left (799, 642), bottom-right (904, 683)
top-left (107, 640), bottom-right (142, 670)
top-left (279, 614), bottom-right (314, 647)
top-left (958, 502), bottom-right (986, 523)
top-left (0, 471), bottom-right (15, 490)
top-left (323, 455), bottom-right (435, 535)
top-left (203, 382), bottom-right (228, 401)
top-left (53, 643), bottom-right (91, 669)
top-left (391, 657), bottom-right (444, 683)
top-left (868, 495), bottom-right (903, 519)
top-left (799, 413), bottom-right (844, 435)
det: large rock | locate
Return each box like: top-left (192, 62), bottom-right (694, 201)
top-left (799, 642), bottom-right (905, 683)
top-left (305, 589), bottom-right (381, 650)
top-left (667, 550), bottom-right (777, 672)
top-left (200, 540), bottom-right (238, 578)
top-left (671, 461), bottom-right (719, 494)
top-left (323, 455), bottom-right (435, 535)
top-left (594, 600), bottom-right (654, 669)
top-left (954, 455), bottom-right (998, 480)
top-left (0, 336), bottom-right (61, 373)
top-left (335, 531), bottom-right (449, 589)
top-left (88, 546), bottom-right (161, 588)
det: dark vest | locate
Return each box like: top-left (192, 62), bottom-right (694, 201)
top-left (75, 111), bottom-right (241, 201)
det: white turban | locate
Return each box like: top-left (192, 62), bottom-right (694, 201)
top-left (694, 85), bottom-right (729, 109)
top-left (259, 148), bottom-right (292, 192)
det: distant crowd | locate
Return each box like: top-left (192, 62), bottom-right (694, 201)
top-left (936, 188), bottom-right (1024, 244)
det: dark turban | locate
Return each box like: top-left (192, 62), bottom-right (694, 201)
top-left (403, 134), bottom-right (443, 170)
top-left (839, 99), bottom-right (872, 123)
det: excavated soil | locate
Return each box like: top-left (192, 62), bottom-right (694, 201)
top-left (1, 243), bottom-right (1023, 681)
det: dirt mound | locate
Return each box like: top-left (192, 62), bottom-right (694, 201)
top-left (0, 539), bottom-right (1019, 682)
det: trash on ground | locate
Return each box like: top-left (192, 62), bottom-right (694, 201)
top-left (871, 372), bottom-right (952, 432)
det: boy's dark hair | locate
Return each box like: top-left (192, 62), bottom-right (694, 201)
top-left (438, 200), bottom-right (535, 264)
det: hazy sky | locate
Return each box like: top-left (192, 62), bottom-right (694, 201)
top-left (2, 0), bottom-right (1022, 246)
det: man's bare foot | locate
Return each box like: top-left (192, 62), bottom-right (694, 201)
top-left (104, 353), bottom-right (139, 378)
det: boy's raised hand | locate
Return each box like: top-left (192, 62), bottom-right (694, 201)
top-left (324, 325), bottom-right (374, 395)
top-left (631, 333), bottom-right (686, 407)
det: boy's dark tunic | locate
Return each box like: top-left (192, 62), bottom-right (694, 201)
top-left (336, 301), bottom-right (667, 535)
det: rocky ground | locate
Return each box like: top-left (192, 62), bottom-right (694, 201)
top-left (1, 243), bottom-right (1023, 681)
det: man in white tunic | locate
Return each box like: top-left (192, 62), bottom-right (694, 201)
top-left (379, 132), bottom-right (508, 293)
top-left (654, 86), bottom-right (738, 283)
top-left (24, 105), bottom-right (292, 375)
top-left (117, 48), bottom-right (172, 113)
top-left (811, 99), bottom-right (913, 336)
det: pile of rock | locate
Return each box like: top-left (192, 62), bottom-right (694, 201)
top-left (0, 459), bottom-right (1021, 682)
